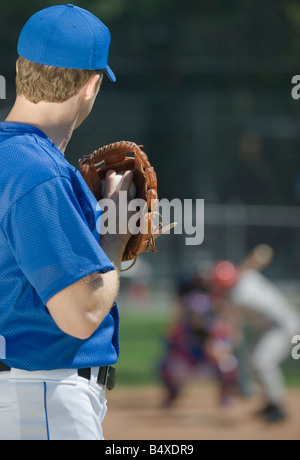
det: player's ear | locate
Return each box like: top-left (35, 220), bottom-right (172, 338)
top-left (16, 58), bottom-right (19, 75)
top-left (83, 73), bottom-right (102, 101)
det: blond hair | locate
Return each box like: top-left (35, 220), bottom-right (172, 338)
top-left (16, 56), bottom-right (103, 104)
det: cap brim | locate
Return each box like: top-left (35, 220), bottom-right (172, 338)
top-left (105, 65), bottom-right (116, 83)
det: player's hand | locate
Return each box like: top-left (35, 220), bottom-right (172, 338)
top-left (103, 169), bottom-right (134, 201)
top-left (100, 169), bottom-right (134, 270)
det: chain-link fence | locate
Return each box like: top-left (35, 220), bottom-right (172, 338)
top-left (1, 0), bottom-right (300, 284)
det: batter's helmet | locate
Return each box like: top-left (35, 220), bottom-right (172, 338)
top-left (210, 260), bottom-right (240, 292)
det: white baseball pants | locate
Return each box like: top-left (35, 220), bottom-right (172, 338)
top-left (0, 367), bottom-right (107, 440)
top-left (251, 327), bottom-right (297, 404)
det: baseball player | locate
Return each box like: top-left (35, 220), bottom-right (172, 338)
top-left (0, 4), bottom-right (133, 440)
top-left (210, 260), bottom-right (300, 423)
top-left (159, 266), bottom-right (239, 408)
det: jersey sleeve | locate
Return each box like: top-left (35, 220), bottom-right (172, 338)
top-left (3, 176), bottom-right (115, 304)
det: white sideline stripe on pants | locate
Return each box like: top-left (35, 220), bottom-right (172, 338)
top-left (0, 367), bottom-right (107, 440)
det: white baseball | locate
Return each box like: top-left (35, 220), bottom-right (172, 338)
top-left (102, 173), bottom-right (137, 198)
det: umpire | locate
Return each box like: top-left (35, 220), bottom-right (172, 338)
top-left (0, 4), bottom-right (132, 440)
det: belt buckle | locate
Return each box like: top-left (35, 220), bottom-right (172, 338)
top-left (106, 366), bottom-right (116, 391)
top-left (98, 366), bottom-right (116, 391)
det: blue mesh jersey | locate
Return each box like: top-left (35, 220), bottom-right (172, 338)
top-left (0, 122), bottom-right (119, 371)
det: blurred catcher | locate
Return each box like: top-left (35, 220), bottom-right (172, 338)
top-left (159, 261), bottom-right (239, 408)
top-left (209, 245), bottom-right (300, 423)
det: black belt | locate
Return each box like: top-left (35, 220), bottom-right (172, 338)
top-left (78, 366), bottom-right (116, 390)
top-left (0, 362), bottom-right (10, 372)
top-left (0, 362), bottom-right (116, 391)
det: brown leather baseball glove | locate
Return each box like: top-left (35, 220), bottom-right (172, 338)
top-left (79, 141), bottom-right (163, 269)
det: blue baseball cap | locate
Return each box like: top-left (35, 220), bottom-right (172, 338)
top-left (17, 3), bottom-right (116, 82)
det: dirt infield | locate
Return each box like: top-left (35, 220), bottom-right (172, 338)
top-left (103, 384), bottom-right (300, 440)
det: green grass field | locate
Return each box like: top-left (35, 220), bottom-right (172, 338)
top-left (115, 312), bottom-right (168, 386)
top-left (115, 310), bottom-right (300, 387)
